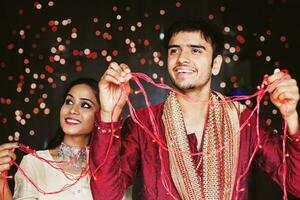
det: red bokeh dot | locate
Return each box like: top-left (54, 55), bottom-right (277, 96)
top-left (112, 6), bottom-right (118, 11)
top-left (37, 98), bottom-right (43, 104)
top-left (19, 9), bottom-right (24, 15)
top-left (49, 56), bottom-right (55, 62)
top-left (33, 108), bottom-right (39, 114)
top-left (19, 75), bottom-right (25, 81)
top-left (76, 66), bottom-right (82, 72)
top-left (51, 26), bottom-right (58, 32)
top-left (7, 43), bottom-right (15, 50)
top-left (140, 58), bottom-right (146, 65)
top-left (154, 24), bottom-right (160, 31)
top-left (6, 98), bottom-right (12, 105)
top-left (112, 50), bottom-right (118, 57)
top-left (24, 59), bottom-right (30, 64)
top-left (144, 39), bottom-right (150, 46)
top-left (48, 20), bottom-right (54, 26)
top-left (95, 30), bottom-right (101, 36)
top-left (236, 35), bottom-right (245, 44)
top-left (175, 2), bottom-right (181, 8)
top-left (45, 65), bottom-right (54, 73)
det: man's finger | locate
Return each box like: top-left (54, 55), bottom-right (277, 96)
top-left (109, 62), bottom-right (123, 73)
top-left (267, 71), bottom-right (290, 85)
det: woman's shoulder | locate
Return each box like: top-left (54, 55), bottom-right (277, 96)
top-left (36, 149), bottom-right (52, 157)
top-left (21, 149), bottom-right (52, 165)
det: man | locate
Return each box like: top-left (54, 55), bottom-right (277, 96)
top-left (90, 19), bottom-right (300, 199)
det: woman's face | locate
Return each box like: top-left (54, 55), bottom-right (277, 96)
top-left (60, 84), bottom-right (99, 138)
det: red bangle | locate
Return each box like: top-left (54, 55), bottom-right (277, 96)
top-left (97, 125), bottom-right (121, 135)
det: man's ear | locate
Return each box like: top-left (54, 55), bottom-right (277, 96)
top-left (212, 55), bottom-right (222, 76)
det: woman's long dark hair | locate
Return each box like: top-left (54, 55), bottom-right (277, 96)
top-left (46, 78), bottom-right (99, 149)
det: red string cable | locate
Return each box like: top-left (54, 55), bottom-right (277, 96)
top-left (17, 144), bottom-right (89, 181)
top-left (1, 144), bottom-right (90, 196)
top-left (282, 101), bottom-right (289, 200)
top-left (130, 72), bottom-right (289, 200)
top-left (92, 72), bottom-right (289, 199)
top-left (1, 171), bottom-right (11, 200)
top-left (1, 71), bottom-right (290, 200)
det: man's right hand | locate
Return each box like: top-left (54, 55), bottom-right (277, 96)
top-left (98, 62), bottom-right (132, 122)
top-left (0, 143), bottom-right (17, 174)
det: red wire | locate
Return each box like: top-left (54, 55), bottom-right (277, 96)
top-left (1, 71), bottom-right (289, 199)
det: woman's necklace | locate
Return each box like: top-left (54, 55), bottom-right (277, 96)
top-left (56, 142), bottom-right (87, 171)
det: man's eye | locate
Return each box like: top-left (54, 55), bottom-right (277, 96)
top-left (192, 48), bottom-right (202, 54)
top-left (169, 48), bottom-right (178, 54)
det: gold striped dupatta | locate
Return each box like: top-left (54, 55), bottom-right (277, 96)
top-left (162, 91), bottom-right (243, 200)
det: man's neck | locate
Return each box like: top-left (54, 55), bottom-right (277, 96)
top-left (176, 88), bottom-right (211, 116)
top-left (176, 89), bottom-right (211, 150)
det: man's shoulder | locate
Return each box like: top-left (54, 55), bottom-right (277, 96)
top-left (135, 101), bottom-right (165, 115)
top-left (123, 101), bottom-right (165, 127)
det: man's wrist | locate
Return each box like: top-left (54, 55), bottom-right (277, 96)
top-left (100, 110), bottom-right (122, 122)
top-left (286, 111), bottom-right (299, 135)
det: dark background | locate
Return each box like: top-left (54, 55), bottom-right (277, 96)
top-left (0, 0), bottom-right (299, 199)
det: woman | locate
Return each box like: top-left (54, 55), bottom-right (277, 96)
top-left (0, 78), bottom-right (99, 200)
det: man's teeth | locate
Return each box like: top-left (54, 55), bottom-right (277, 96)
top-left (177, 69), bottom-right (193, 73)
top-left (66, 119), bottom-right (80, 124)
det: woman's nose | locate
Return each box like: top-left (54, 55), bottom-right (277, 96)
top-left (69, 104), bottom-right (79, 114)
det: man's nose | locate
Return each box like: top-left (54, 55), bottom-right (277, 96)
top-left (178, 49), bottom-right (190, 64)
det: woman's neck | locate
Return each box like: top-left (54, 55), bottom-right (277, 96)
top-left (62, 134), bottom-right (89, 148)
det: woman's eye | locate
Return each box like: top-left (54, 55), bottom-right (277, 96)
top-left (65, 99), bottom-right (73, 105)
top-left (82, 102), bottom-right (91, 108)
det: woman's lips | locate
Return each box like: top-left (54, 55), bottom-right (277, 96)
top-left (65, 117), bottom-right (80, 125)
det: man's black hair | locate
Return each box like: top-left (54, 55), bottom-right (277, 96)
top-left (164, 18), bottom-right (224, 59)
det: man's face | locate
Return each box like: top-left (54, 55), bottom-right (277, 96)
top-left (167, 31), bottom-right (219, 92)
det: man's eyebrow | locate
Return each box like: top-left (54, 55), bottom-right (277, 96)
top-left (189, 45), bottom-right (206, 50)
top-left (167, 45), bottom-right (180, 49)
top-left (167, 44), bottom-right (206, 50)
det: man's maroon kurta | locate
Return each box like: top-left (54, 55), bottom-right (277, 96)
top-left (90, 103), bottom-right (300, 200)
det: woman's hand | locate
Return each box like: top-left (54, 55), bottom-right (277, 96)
top-left (0, 143), bottom-right (18, 174)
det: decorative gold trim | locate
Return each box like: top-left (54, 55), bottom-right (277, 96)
top-left (162, 91), bottom-right (243, 200)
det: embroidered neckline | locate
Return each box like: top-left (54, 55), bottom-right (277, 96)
top-left (56, 142), bottom-right (87, 171)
